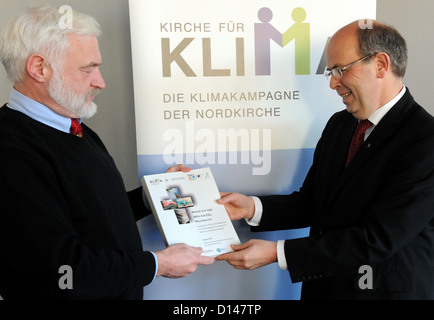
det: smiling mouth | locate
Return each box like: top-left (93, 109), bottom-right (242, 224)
top-left (342, 91), bottom-right (352, 99)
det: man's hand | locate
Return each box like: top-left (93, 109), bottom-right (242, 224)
top-left (165, 164), bottom-right (191, 173)
top-left (215, 239), bottom-right (277, 270)
top-left (155, 243), bottom-right (214, 278)
top-left (216, 192), bottom-right (255, 221)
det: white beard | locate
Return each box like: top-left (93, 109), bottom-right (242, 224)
top-left (48, 70), bottom-right (100, 119)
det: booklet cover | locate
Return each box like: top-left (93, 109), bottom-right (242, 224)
top-left (141, 167), bottom-right (241, 257)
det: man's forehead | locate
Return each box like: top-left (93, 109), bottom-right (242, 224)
top-left (68, 32), bottom-right (97, 42)
top-left (329, 24), bottom-right (358, 47)
top-left (66, 33), bottom-right (102, 62)
top-left (68, 33), bottom-right (100, 49)
top-left (326, 27), bottom-right (359, 66)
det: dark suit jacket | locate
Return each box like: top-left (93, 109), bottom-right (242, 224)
top-left (256, 89), bottom-right (434, 299)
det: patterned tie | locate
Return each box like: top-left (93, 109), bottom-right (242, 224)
top-left (70, 119), bottom-right (83, 138)
top-left (345, 119), bottom-right (372, 167)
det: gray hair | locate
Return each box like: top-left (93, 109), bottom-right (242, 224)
top-left (357, 22), bottom-right (408, 78)
top-left (0, 6), bottom-right (101, 83)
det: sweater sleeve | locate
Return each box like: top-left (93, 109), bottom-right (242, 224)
top-left (127, 187), bottom-right (152, 221)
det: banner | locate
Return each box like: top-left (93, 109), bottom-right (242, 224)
top-left (130, 0), bottom-right (376, 300)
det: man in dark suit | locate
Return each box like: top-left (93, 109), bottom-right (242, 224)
top-left (216, 20), bottom-right (434, 299)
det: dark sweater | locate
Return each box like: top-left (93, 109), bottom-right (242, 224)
top-left (0, 105), bottom-right (155, 299)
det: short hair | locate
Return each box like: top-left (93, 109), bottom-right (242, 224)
top-left (357, 22), bottom-right (408, 78)
top-left (0, 6), bottom-right (101, 83)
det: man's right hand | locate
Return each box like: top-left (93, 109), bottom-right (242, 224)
top-left (155, 243), bottom-right (214, 278)
top-left (216, 192), bottom-right (255, 221)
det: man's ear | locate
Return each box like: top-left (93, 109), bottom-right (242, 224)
top-left (26, 54), bottom-right (51, 83)
top-left (375, 52), bottom-right (391, 79)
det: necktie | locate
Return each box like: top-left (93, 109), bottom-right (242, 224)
top-left (345, 119), bottom-right (372, 167)
top-left (70, 119), bottom-right (83, 138)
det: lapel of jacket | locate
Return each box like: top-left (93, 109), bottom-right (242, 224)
top-left (324, 89), bottom-right (416, 208)
top-left (326, 113), bottom-right (358, 185)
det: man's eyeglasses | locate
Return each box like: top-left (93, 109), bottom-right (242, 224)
top-left (325, 53), bottom-right (376, 82)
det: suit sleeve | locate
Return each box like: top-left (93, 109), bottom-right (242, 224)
top-left (283, 122), bottom-right (434, 283)
top-left (255, 171), bottom-right (315, 231)
top-left (252, 113), bottom-right (336, 232)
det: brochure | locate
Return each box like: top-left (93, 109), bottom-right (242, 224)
top-left (141, 167), bottom-right (241, 257)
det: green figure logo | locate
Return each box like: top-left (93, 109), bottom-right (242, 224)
top-left (282, 8), bottom-right (310, 75)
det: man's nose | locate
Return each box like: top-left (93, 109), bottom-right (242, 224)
top-left (329, 74), bottom-right (341, 90)
top-left (91, 68), bottom-right (106, 90)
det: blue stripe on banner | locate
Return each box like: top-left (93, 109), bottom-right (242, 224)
top-left (137, 148), bottom-right (313, 300)
top-left (137, 148), bottom-right (315, 195)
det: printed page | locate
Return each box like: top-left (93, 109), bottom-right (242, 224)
top-left (142, 167), bottom-right (241, 257)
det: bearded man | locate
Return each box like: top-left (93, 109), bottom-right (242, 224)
top-left (0, 6), bottom-right (213, 300)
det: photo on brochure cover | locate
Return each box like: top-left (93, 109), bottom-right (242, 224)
top-left (160, 186), bottom-right (195, 224)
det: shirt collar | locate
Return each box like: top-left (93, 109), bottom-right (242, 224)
top-left (368, 86), bottom-right (407, 126)
top-left (6, 88), bottom-right (80, 133)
